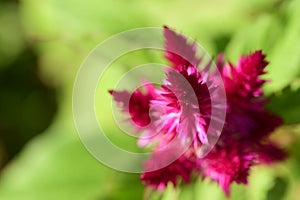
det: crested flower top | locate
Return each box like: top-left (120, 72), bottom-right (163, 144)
top-left (110, 26), bottom-right (286, 197)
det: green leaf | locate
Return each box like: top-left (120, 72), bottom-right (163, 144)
top-left (266, 177), bottom-right (289, 200)
top-left (266, 86), bottom-right (300, 125)
top-left (288, 133), bottom-right (300, 181)
top-left (225, 14), bottom-right (284, 62)
top-left (263, 0), bottom-right (300, 93)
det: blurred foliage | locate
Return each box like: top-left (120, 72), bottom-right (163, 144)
top-left (0, 47), bottom-right (57, 166)
top-left (0, 2), bottom-right (24, 68)
top-left (0, 0), bottom-right (299, 199)
top-left (267, 86), bottom-right (300, 125)
top-left (266, 177), bottom-right (289, 200)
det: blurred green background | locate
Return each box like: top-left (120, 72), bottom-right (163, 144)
top-left (0, 0), bottom-right (300, 199)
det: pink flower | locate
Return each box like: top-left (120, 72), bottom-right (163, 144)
top-left (109, 26), bottom-right (286, 197)
top-left (219, 51), bottom-right (282, 139)
top-left (109, 83), bottom-right (157, 128)
top-left (148, 69), bottom-right (212, 148)
top-left (111, 26), bottom-right (218, 150)
top-left (197, 51), bottom-right (286, 196)
top-left (198, 143), bottom-right (254, 196)
top-left (141, 152), bottom-right (197, 191)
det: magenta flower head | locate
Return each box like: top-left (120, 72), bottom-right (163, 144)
top-left (109, 26), bottom-right (286, 197)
